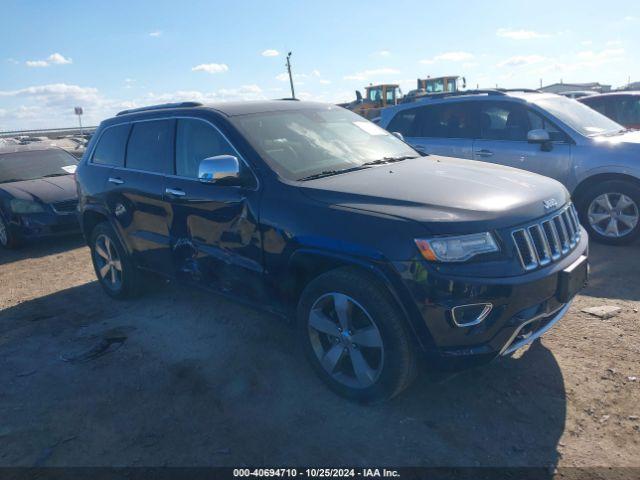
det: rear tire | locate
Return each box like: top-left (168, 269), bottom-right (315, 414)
top-left (577, 180), bottom-right (640, 245)
top-left (89, 222), bottom-right (141, 299)
top-left (297, 267), bottom-right (418, 403)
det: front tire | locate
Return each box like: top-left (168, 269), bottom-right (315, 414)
top-left (0, 215), bottom-right (21, 249)
top-left (577, 180), bottom-right (640, 245)
top-left (297, 267), bottom-right (418, 403)
top-left (89, 222), bottom-right (141, 299)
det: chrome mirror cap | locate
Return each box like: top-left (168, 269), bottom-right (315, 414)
top-left (391, 131), bottom-right (405, 141)
top-left (198, 155), bottom-right (240, 184)
top-left (527, 129), bottom-right (551, 143)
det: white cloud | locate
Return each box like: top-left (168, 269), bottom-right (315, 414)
top-left (319, 79), bottom-right (331, 84)
top-left (420, 51), bottom-right (474, 64)
top-left (606, 40), bottom-right (622, 46)
top-left (343, 67), bottom-right (400, 81)
top-left (371, 50), bottom-right (391, 57)
top-left (48, 53), bottom-right (72, 65)
top-left (191, 63), bottom-right (229, 74)
top-left (576, 48), bottom-right (625, 67)
top-left (496, 28), bottom-right (551, 40)
top-left (261, 49), bottom-right (279, 57)
top-left (581, 40), bottom-right (593, 46)
top-left (25, 53), bottom-right (72, 68)
top-left (498, 55), bottom-right (546, 67)
top-left (25, 60), bottom-right (49, 68)
top-left (149, 31), bottom-right (162, 37)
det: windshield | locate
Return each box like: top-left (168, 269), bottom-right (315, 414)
top-left (231, 107), bottom-right (418, 181)
top-left (0, 149), bottom-right (78, 184)
top-left (533, 95), bottom-right (624, 137)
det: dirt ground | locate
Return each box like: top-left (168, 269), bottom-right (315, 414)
top-left (0, 235), bottom-right (638, 470)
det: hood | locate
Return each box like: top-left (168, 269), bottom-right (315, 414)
top-left (299, 156), bottom-right (570, 234)
top-left (0, 174), bottom-right (77, 204)
top-left (591, 129), bottom-right (640, 146)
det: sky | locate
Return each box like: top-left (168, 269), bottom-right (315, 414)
top-left (1, 0), bottom-right (639, 130)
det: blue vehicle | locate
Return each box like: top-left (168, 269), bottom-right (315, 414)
top-left (379, 90), bottom-right (640, 245)
top-left (75, 101), bottom-right (588, 402)
top-left (0, 144), bottom-right (80, 248)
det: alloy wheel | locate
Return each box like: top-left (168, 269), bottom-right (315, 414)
top-left (308, 292), bottom-right (384, 389)
top-left (93, 234), bottom-right (123, 289)
top-left (588, 192), bottom-right (639, 238)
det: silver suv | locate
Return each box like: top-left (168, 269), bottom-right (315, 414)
top-left (379, 90), bottom-right (640, 245)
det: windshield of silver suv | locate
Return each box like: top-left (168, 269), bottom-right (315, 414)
top-left (532, 95), bottom-right (624, 137)
top-left (231, 107), bottom-right (418, 180)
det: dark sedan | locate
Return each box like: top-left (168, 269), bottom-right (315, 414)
top-left (0, 145), bottom-right (80, 248)
top-left (580, 91), bottom-right (640, 130)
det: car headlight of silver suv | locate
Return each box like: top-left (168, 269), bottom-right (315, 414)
top-left (415, 232), bottom-right (499, 262)
top-left (10, 199), bottom-right (46, 214)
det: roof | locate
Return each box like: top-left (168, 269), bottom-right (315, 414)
top-left (115, 100), bottom-right (335, 119)
top-left (586, 90), bottom-right (640, 97)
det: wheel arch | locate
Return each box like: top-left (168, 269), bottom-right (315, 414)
top-left (284, 248), bottom-right (434, 351)
top-left (573, 173), bottom-right (640, 205)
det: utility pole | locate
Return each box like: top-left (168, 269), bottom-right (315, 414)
top-left (286, 52), bottom-right (296, 99)
top-left (74, 106), bottom-right (84, 140)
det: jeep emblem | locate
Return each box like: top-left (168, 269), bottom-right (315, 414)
top-left (543, 198), bottom-right (558, 210)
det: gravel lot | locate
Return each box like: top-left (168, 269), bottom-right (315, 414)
top-left (0, 235), bottom-right (638, 469)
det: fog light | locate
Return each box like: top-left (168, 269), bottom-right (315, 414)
top-left (451, 303), bottom-right (493, 327)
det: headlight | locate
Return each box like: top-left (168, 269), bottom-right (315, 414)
top-left (10, 199), bottom-right (45, 214)
top-left (415, 232), bottom-right (499, 262)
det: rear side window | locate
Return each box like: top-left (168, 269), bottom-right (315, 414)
top-left (92, 124), bottom-right (130, 166)
top-left (175, 119), bottom-right (236, 178)
top-left (419, 103), bottom-right (476, 139)
top-left (126, 120), bottom-right (174, 174)
top-left (387, 108), bottom-right (419, 136)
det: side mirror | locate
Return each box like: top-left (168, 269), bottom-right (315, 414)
top-left (198, 155), bottom-right (241, 184)
top-left (391, 131), bottom-right (404, 141)
top-left (356, 90), bottom-right (363, 102)
top-left (527, 129), bottom-right (553, 151)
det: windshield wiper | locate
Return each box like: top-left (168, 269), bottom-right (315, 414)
top-left (298, 165), bottom-right (371, 181)
top-left (361, 155), bottom-right (419, 167)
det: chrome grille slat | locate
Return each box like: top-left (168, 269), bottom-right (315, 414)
top-left (512, 204), bottom-right (581, 271)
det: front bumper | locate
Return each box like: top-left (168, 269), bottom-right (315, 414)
top-left (392, 230), bottom-right (588, 371)
top-left (6, 210), bottom-right (80, 241)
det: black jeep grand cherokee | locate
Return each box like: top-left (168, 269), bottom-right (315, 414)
top-left (76, 100), bottom-right (588, 402)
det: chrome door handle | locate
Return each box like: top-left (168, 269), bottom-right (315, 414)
top-left (475, 149), bottom-right (494, 157)
top-left (165, 188), bottom-right (186, 197)
top-left (108, 177), bottom-right (124, 185)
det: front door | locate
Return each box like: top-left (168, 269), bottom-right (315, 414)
top-left (472, 101), bottom-right (573, 183)
top-left (164, 118), bottom-right (264, 300)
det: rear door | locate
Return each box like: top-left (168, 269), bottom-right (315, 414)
top-left (472, 101), bottom-right (573, 183)
top-left (387, 102), bottom-right (476, 158)
top-left (104, 119), bottom-right (174, 275)
top-left (163, 118), bottom-right (264, 301)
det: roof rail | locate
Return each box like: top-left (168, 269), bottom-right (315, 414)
top-left (279, 97), bottom-right (300, 101)
top-left (415, 89), bottom-right (506, 101)
top-left (497, 88), bottom-right (541, 93)
top-left (116, 102), bottom-right (203, 116)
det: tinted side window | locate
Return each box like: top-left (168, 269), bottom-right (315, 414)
top-left (614, 97), bottom-right (640, 125)
top-left (417, 103), bottom-right (476, 139)
top-left (387, 108), bottom-right (420, 136)
top-left (126, 120), bottom-right (174, 174)
top-left (526, 110), bottom-right (569, 142)
top-left (175, 119), bottom-right (236, 178)
top-left (478, 102), bottom-right (529, 141)
top-left (92, 124), bottom-right (130, 166)
top-left (583, 98), bottom-right (607, 116)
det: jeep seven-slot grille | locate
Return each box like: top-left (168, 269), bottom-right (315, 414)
top-left (512, 204), bottom-right (581, 271)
